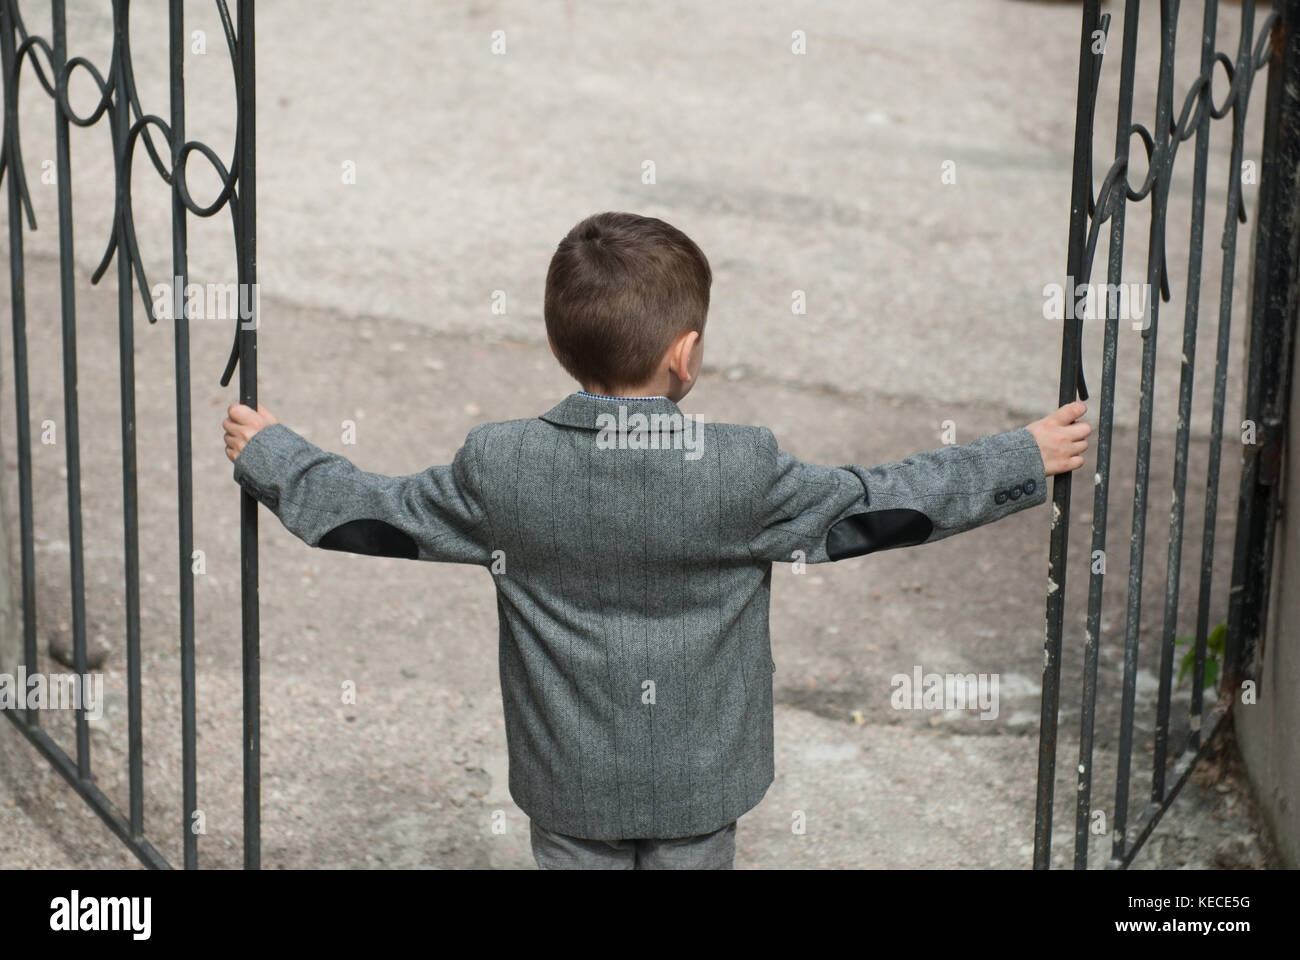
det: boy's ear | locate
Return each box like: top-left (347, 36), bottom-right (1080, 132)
top-left (669, 330), bottom-right (700, 383)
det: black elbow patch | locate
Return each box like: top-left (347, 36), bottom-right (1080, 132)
top-left (825, 509), bottom-right (933, 561)
top-left (318, 518), bottom-right (419, 560)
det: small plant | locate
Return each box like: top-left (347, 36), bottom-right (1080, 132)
top-left (1176, 622), bottom-right (1226, 690)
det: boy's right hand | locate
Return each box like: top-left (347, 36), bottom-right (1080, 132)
top-left (1026, 401), bottom-right (1091, 476)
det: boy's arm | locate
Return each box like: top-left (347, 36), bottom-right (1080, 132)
top-left (748, 421), bottom-right (1056, 565)
top-left (231, 420), bottom-right (492, 565)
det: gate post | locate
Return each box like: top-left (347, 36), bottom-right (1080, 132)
top-left (1225, 0), bottom-right (1300, 692)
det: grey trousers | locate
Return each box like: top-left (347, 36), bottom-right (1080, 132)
top-left (530, 819), bottom-right (737, 870)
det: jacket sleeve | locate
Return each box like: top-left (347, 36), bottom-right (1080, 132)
top-left (748, 426), bottom-right (1048, 564)
top-left (231, 422), bottom-right (492, 565)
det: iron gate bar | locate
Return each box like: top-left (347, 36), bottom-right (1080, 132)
top-left (1074, 0), bottom-right (1138, 870)
top-left (170, 0), bottom-right (198, 872)
top-left (16, 709), bottom-right (169, 868)
top-left (50, 0), bottom-right (91, 783)
top-left (1111, 0), bottom-right (1178, 868)
top-left (111, 0), bottom-right (145, 841)
top-left (1151, 0), bottom-right (1219, 807)
top-left (0, 0), bottom-right (36, 734)
top-left (1115, 710), bottom-right (1228, 865)
top-left (1189, 6), bottom-right (1261, 754)
top-left (236, 0), bottom-right (259, 871)
top-left (1034, 0), bottom-right (1284, 870)
top-left (1035, 0), bottom-right (1102, 872)
top-left (0, 0), bottom-right (257, 869)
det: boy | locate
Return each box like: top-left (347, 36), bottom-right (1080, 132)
top-left (224, 211), bottom-right (1090, 870)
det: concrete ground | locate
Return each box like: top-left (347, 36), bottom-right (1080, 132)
top-left (0, 0), bottom-right (1280, 868)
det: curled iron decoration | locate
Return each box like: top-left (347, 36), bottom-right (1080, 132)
top-left (0, 0), bottom-right (248, 386)
top-left (1070, 7), bottom-right (1280, 400)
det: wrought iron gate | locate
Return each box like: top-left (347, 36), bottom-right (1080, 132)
top-left (1035, 0), bottom-right (1298, 869)
top-left (0, 0), bottom-right (258, 869)
top-left (5, 0), bottom-right (1295, 875)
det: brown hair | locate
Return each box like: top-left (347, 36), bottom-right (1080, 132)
top-left (544, 212), bottom-right (711, 392)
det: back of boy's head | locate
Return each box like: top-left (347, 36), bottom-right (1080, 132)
top-left (545, 212), bottom-right (711, 392)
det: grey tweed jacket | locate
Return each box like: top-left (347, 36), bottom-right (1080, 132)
top-left (233, 391), bottom-right (1047, 840)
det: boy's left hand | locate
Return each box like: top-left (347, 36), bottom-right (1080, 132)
top-left (224, 402), bottom-right (279, 463)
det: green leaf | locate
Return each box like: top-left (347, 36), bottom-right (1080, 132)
top-left (1208, 622), bottom-right (1227, 656)
top-left (1176, 621), bottom-right (1227, 689)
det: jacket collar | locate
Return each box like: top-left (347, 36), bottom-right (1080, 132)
top-left (539, 392), bottom-right (688, 432)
